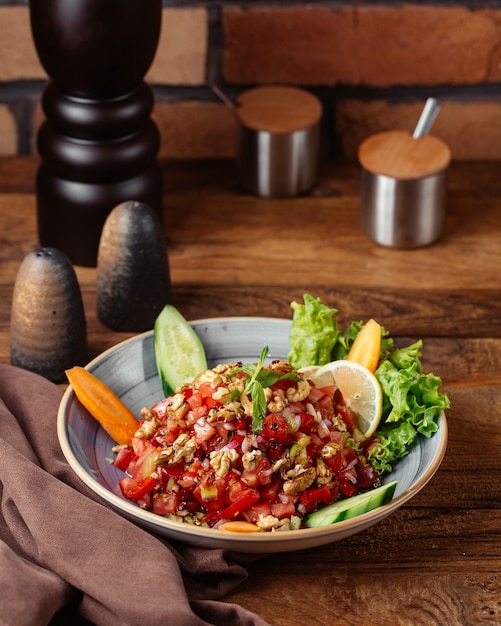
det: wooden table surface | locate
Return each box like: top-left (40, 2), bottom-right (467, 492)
top-left (1, 156), bottom-right (500, 625)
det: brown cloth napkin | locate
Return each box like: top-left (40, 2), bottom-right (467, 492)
top-left (0, 363), bottom-right (271, 626)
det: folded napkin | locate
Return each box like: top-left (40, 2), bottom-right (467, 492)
top-left (0, 363), bottom-right (270, 626)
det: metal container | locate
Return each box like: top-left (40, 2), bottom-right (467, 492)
top-left (360, 168), bottom-right (449, 248)
top-left (358, 130), bottom-right (451, 248)
top-left (235, 86), bottom-right (322, 198)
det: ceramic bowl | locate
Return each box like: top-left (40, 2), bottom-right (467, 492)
top-left (57, 317), bottom-right (448, 554)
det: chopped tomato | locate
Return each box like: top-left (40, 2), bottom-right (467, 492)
top-left (259, 475), bottom-right (282, 502)
top-left (150, 397), bottom-right (173, 419)
top-left (115, 358), bottom-right (383, 530)
top-left (299, 412), bottom-right (316, 433)
top-left (218, 488), bottom-right (260, 520)
top-left (271, 501), bottom-right (296, 519)
top-left (299, 485), bottom-right (332, 510)
top-left (244, 501), bottom-right (272, 523)
top-left (261, 414), bottom-right (290, 444)
top-left (114, 446), bottom-right (135, 471)
top-left (152, 492), bottom-right (180, 515)
top-left (123, 474), bottom-right (157, 499)
top-left (177, 459), bottom-right (203, 488)
top-left (193, 417), bottom-right (217, 444)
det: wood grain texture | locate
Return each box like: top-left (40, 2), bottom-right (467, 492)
top-left (0, 156), bottom-right (499, 626)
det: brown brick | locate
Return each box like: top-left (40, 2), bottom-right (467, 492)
top-left (357, 6), bottom-right (498, 86)
top-left (147, 8), bottom-right (208, 86)
top-left (152, 101), bottom-right (237, 159)
top-left (336, 99), bottom-right (501, 161)
top-left (0, 7), bottom-right (46, 81)
top-left (0, 105), bottom-right (17, 156)
top-left (223, 6), bottom-right (356, 85)
top-left (223, 5), bottom-right (501, 87)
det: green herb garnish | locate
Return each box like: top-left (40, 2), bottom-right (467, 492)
top-left (233, 346), bottom-right (299, 435)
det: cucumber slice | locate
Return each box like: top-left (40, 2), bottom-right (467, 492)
top-left (304, 480), bottom-right (398, 528)
top-left (153, 305), bottom-right (208, 396)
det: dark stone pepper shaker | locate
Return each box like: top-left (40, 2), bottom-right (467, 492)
top-left (96, 201), bottom-right (172, 332)
top-left (10, 247), bottom-right (88, 383)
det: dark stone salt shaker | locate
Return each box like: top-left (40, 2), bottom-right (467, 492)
top-left (10, 247), bottom-right (88, 382)
top-left (96, 201), bottom-right (172, 332)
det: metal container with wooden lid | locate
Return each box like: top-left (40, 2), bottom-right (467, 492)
top-left (235, 86), bottom-right (322, 198)
top-left (358, 128), bottom-right (451, 248)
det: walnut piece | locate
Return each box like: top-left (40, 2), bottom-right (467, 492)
top-left (282, 465), bottom-right (316, 495)
top-left (210, 448), bottom-right (239, 477)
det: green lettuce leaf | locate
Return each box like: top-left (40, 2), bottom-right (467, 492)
top-left (368, 421), bottom-right (418, 473)
top-left (371, 340), bottom-right (450, 472)
top-left (288, 295), bottom-right (338, 368)
top-left (288, 295), bottom-right (450, 475)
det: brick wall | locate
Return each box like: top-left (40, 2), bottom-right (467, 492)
top-left (2, 1), bottom-right (501, 161)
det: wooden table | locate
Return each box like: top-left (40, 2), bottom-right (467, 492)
top-left (1, 157), bottom-right (499, 625)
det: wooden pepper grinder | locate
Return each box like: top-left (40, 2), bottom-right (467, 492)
top-left (29, 0), bottom-right (163, 267)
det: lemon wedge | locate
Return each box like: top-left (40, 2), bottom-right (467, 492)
top-left (309, 359), bottom-right (383, 439)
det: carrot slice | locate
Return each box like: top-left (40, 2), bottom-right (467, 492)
top-left (346, 318), bottom-right (381, 373)
top-left (218, 521), bottom-right (261, 533)
top-left (66, 366), bottom-right (138, 444)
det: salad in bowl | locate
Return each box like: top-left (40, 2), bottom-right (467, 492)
top-left (62, 295), bottom-right (449, 540)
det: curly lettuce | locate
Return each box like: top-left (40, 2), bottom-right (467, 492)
top-left (288, 295), bottom-right (450, 474)
top-left (369, 340), bottom-right (450, 472)
top-left (288, 295), bottom-right (338, 368)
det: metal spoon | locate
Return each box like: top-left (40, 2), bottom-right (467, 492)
top-left (210, 83), bottom-right (235, 109)
top-left (412, 97), bottom-right (440, 138)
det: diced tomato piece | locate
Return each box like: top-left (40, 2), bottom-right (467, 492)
top-left (152, 492), bottom-right (180, 516)
top-left (234, 417), bottom-right (247, 430)
top-left (324, 447), bottom-right (345, 474)
top-left (338, 480), bottom-right (357, 497)
top-left (186, 405), bottom-right (209, 426)
top-left (266, 441), bottom-right (285, 461)
top-left (271, 501), bottom-right (296, 519)
top-left (226, 479), bottom-right (248, 504)
top-left (126, 474), bottom-right (158, 499)
top-left (307, 386), bottom-right (325, 402)
top-left (316, 394), bottom-right (335, 421)
top-left (114, 446), bottom-right (136, 472)
top-left (272, 378), bottom-right (298, 391)
top-left (299, 485), bottom-right (332, 509)
top-left (357, 462), bottom-right (380, 489)
top-left (241, 456), bottom-right (272, 488)
top-left (193, 417), bottom-right (217, 444)
top-left (186, 391), bottom-right (203, 409)
top-left (338, 407), bottom-right (358, 433)
top-left (214, 421), bottom-right (232, 440)
top-left (261, 414), bottom-right (290, 444)
top-left (193, 476), bottom-right (227, 513)
top-left (300, 412), bottom-right (316, 433)
top-left (198, 383), bottom-right (215, 398)
top-left (119, 476), bottom-right (138, 498)
top-left (160, 462), bottom-right (185, 478)
top-left (241, 470), bottom-right (259, 488)
top-left (243, 501), bottom-right (272, 523)
top-left (259, 475), bottom-right (282, 502)
top-left (319, 385), bottom-right (336, 399)
top-left (343, 447), bottom-right (357, 465)
top-left (177, 459), bottom-right (203, 488)
top-left (150, 397), bottom-right (173, 419)
top-left (219, 488), bottom-right (260, 520)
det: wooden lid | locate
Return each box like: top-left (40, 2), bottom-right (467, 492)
top-left (358, 130), bottom-right (451, 180)
top-left (235, 86), bottom-right (322, 134)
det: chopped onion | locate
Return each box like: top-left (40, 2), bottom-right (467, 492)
top-left (317, 419), bottom-right (331, 440)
